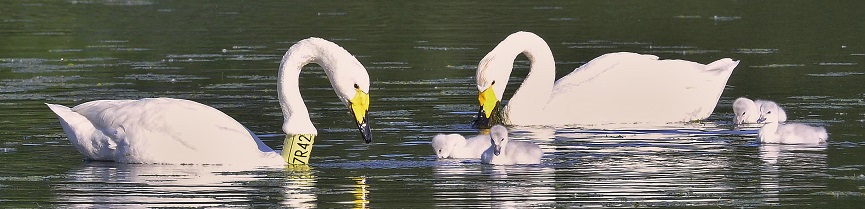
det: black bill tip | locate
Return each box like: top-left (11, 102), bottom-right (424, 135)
top-left (471, 106), bottom-right (491, 129)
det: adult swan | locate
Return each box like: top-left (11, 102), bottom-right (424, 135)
top-left (473, 31), bottom-right (739, 127)
top-left (46, 37), bottom-right (371, 165)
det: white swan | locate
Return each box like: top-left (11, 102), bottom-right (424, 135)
top-left (46, 37), bottom-right (372, 165)
top-left (481, 125), bottom-right (542, 165)
top-left (431, 133), bottom-right (492, 159)
top-left (733, 97), bottom-right (787, 124)
top-left (757, 101), bottom-right (827, 144)
top-left (472, 31), bottom-right (740, 127)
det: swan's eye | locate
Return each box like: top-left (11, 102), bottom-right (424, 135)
top-left (491, 80), bottom-right (496, 85)
top-left (438, 148), bottom-right (441, 153)
top-left (742, 112), bottom-right (746, 115)
top-left (354, 84), bottom-right (360, 89)
top-left (767, 111), bottom-right (772, 114)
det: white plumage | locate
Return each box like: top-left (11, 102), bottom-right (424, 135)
top-left (481, 125), bottom-right (542, 165)
top-left (473, 31), bottom-right (739, 126)
top-left (47, 37), bottom-right (372, 165)
top-left (757, 101), bottom-right (827, 145)
top-left (431, 133), bottom-right (492, 159)
top-left (733, 97), bottom-right (787, 124)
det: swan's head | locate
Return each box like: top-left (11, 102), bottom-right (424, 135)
top-left (732, 97), bottom-right (759, 124)
top-left (313, 38), bottom-right (373, 143)
top-left (474, 33), bottom-right (541, 128)
top-left (489, 125), bottom-right (509, 156)
top-left (431, 134), bottom-right (459, 158)
top-left (757, 101), bottom-right (782, 124)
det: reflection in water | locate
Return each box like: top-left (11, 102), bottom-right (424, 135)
top-left (282, 165), bottom-right (317, 208)
top-left (432, 162), bottom-right (555, 208)
top-left (55, 163), bottom-right (316, 208)
top-left (431, 123), bottom-right (832, 207)
top-left (759, 144), bottom-right (828, 206)
top-left (352, 176), bottom-right (369, 209)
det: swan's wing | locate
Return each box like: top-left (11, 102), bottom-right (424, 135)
top-left (777, 123), bottom-right (828, 144)
top-left (551, 52), bottom-right (660, 93)
top-left (545, 52), bottom-right (738, 123)
top-left (247, 128), bottom-right (275, 153)
top-left (71, 98), bottom-right (269, 163)
top-left (463, 134), bottom-right (493, 158)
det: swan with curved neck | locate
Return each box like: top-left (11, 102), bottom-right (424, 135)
top-left (473, 31), bottom-right (739, 127)
top-left (46, 37), bottom-right (371, 165)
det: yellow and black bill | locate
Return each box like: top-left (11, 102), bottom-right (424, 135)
top-left (349, 88), bottom-right (372, 143)
top-left (472, 85), bottom-right (500, 129)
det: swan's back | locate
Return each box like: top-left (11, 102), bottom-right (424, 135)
top-left (506, 141), bottom-right (543, 164)
top-left (481, 140), bottom-right (542, 165)
top-left (59, 98), bottom-right (280, 164)
top-left (775, 123), bottom-right (828, 144)
top-left (431, 133), bottom-right (492, 159)
top-left (546, 52), bottom-right (739, 124)
top-left (460, 134), bottom-right (493, 158)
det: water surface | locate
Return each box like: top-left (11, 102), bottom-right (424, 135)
top-left (2, 0), bottom-right (865, 207)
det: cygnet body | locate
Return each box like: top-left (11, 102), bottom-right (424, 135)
top-left (733, 97), bottom-right (787, 124)
top-left (481, 125), bottom-right (543, 165)
top-left (431, 133), bottom-right (491, 159)
top-left (757, 101), bottom-right (828, 144)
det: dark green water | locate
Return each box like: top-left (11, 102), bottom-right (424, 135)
top-left (2, 0), bottom-right (865, 207)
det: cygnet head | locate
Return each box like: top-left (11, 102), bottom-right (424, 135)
top-left (431, 134), bottom-right (458, 158)
top-left (757, 101), bottom-right (782, 123)
top-left (489, 125), bottom-right (509, 156)
top-left (732, 97), bottom-right (758, 124)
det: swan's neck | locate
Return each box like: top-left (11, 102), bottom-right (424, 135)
top-left (501, 34), bottom-right (556, 122)
top-left (278, 39), bottom-right (358, 135)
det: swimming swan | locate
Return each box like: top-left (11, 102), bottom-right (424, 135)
top-left (481, 125), bottom-right (542, 165)
top-left (757, 101), bottom-right (827, 145)
top-left (472, 31), bottom-right (740, 127)
top-left (46, 37), bottom-right (372, 165)
top-left (733, 97), bottom-right (786, 124)
top-left (431, 133), bottom-right (492, 159)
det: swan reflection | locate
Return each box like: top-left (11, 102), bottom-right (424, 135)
top-left (54, 162), bottom-right (317, 208)
top-left (759, 144), bottom-right (827, 205)
top-left (433, 162), bottom-right (556, 208)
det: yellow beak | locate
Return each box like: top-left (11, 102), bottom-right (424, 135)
top-left (472, 84), bottom-right (499, 128)
top-left (478, 85), bottom-right (498, 118)
top-left (349, 88), bottom-right (372, 143)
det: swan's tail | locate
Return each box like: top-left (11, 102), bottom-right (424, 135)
top-left (818, 127), bottom-right (829, 144)
top-left (46, 103), bottom-right (114, 160)
top-left (706, 58), bottom-right (740, 77)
